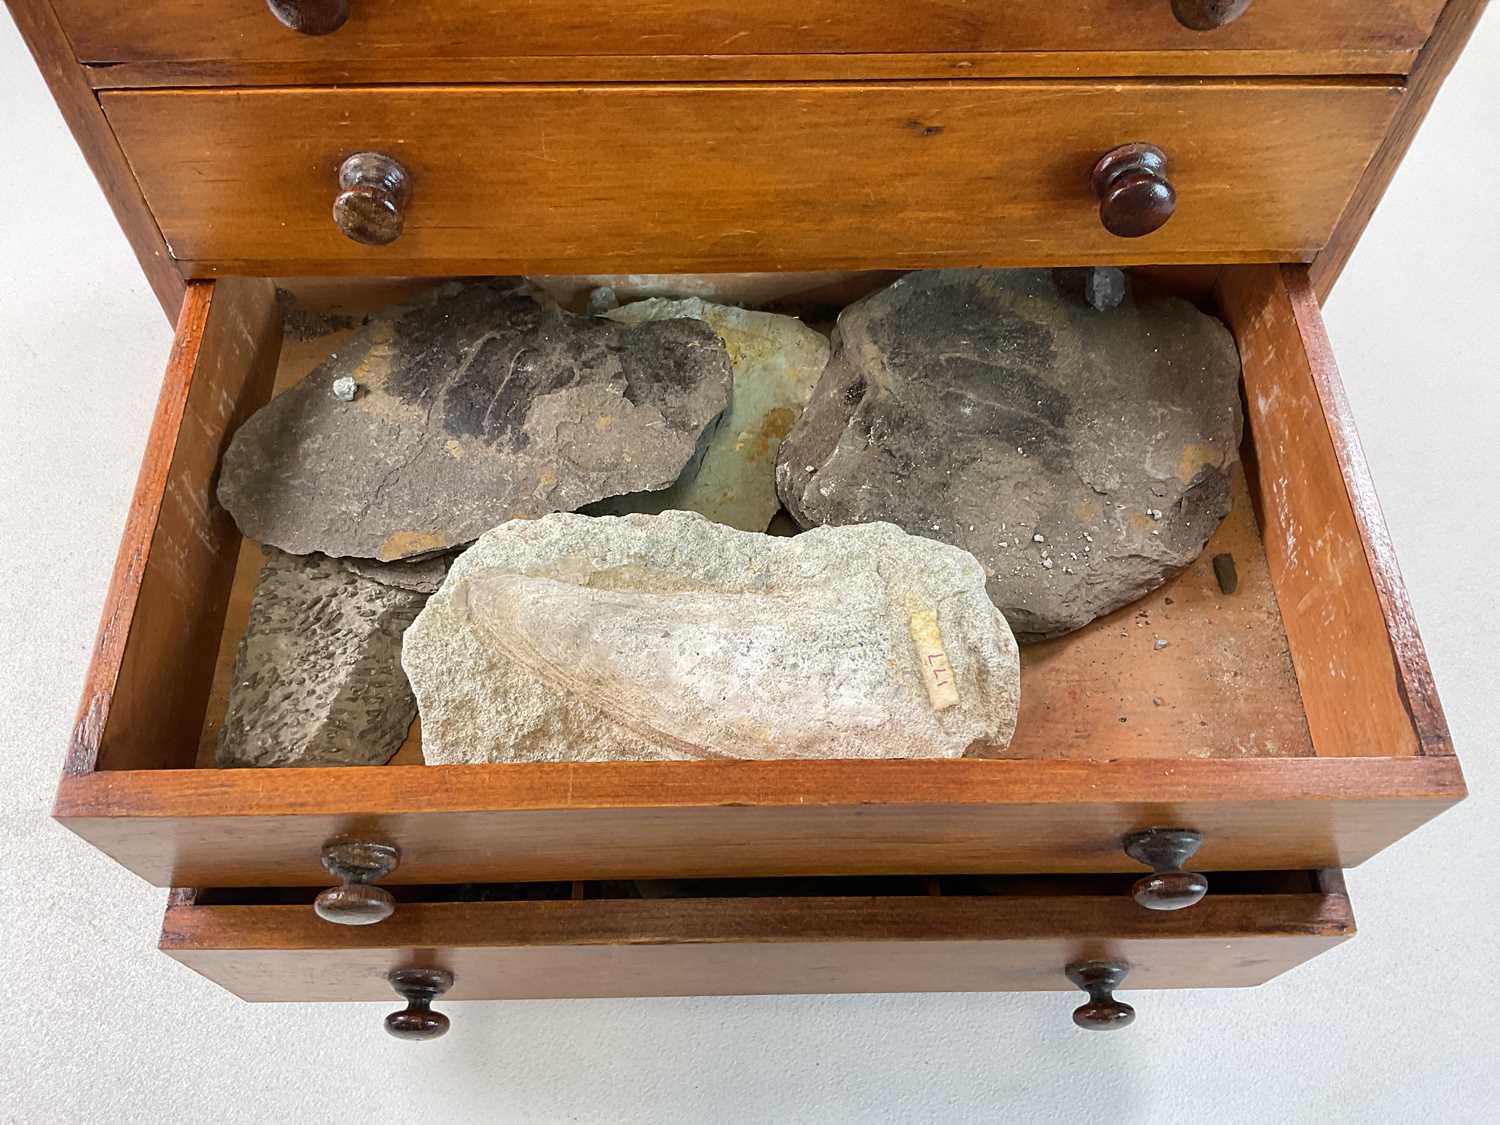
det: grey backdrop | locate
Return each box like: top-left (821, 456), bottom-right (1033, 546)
top-left (2, 11), bottom-right (1495, 1122)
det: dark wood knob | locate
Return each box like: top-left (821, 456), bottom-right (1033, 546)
top-left (1172, 0), bottom-right (1253, 30)
top-left (1124, 828), bottom-right (1208, 911)
top-left (314, 837), bottom-right (399, 925)
top-left (333, 152), bottom-right (412, 246)
top-left (1092, 143), bottom-right (1177, 239)
top-left (1067, 961), bottom-right (1136, 1031)
top-left (266, 0), bottom-right (350, 35)
top-left (386, 968), bottom-right (454, 1041)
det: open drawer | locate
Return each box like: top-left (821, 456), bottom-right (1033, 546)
top-left (160, 869), bottom-right (1355, 1032)
top-left (54, 264), bottom-right (1464, 893)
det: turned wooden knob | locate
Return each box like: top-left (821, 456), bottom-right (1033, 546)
top-left (1172, 0), bottom-right (1253, 31)
top-left (1067, 961), bottom-right (1136, 1031)
top-left (1092, 143), bottom-right (1177, 239)
top-left (266, 0), bottom-right (350, 35)
top-left (386, 968), bottom-right (454, 1041)
top-left (333, 152), bottom-right (412, 246)
top-left (1124, 828), bottom-right (1208, 911)
top-left (314, 837), bottom-right (399, 925)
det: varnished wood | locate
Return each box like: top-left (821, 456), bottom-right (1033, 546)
top-left (54, 755), bottom-right (1463, 887)
top-left (265, 0), bottom-right (350, 36)
top-left (101, 82), bottom-right (1403, 275)
top-left (51, 0), bottom-right (1443, 81)
top-left (2, 0), bottom-right (183, 317)
top-left (65, 278), bottom-right (281, 775)
top-left (158, 879), bottom-right (1354, 1002)
top-left (1172, 0), bottom-right (1255, 32)
top-left (385, 968), bottom-right (452, 1040)
top-left (1067, 960), bottom-right (1135, 1030)
top-left (1217, 265), bottom-right (1456, 761)
top-left (1312, 0), bottom-right (1492, 299)
top-left (1124, 828), bottom-right (1209, 910)
top-left (314, 838), bottom-right (400, 925)
top-left (80, 49), bottom-right (1428, 89)
top-left (1092, 143), bottom-right (1178, 238)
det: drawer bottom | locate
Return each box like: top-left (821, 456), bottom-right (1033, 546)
top-left (161, 871), bottom-right (1352, 1004)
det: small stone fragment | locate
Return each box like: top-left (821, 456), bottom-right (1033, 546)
top-left (586, 285), bottom-right (620, 316)
top-left (219, 284), bottom-right (734, 560)
top-left (1154, 638), bottom-right (1170, 651)
top-left (584, 298), bottom-right (829, 532)
top-left (340, 551), bottom-right (458, 595)
top-left (1213, 552), bottom-right (1240, 595)
top-left (216, 551), bottom-right (425, 768)
top-left (776, 269), bottom-right (1243, 641)
top-left (404, 512), bottom-right (1020, 764)
top-left (1084, 267), bottom-right (1128, 312)
top-left (331, 375), bottom-right (358, 402)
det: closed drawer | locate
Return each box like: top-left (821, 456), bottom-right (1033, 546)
top-left (52, 264), bottom-right (1465, 893)
top-left (161, 871), bottom-right (1355, 1011)
top-left (58, 1), bottom-right (1446, 84)
top-left (102, 82), bottom-right (1402, 276)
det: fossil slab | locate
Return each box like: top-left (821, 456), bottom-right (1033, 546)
top-left (404, 511), bottom-right (1020, 764)
top-left (582, 298), bottom-right (830, 532)
top-left (216, 550), bottom-right (426, 768)
top-left (776, 269), bottom-right (1243, 641)
top-left (218, 284), bottom-right (734, 561)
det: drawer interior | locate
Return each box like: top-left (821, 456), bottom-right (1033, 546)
top-left (54, 263), bottom-right (1461, 886)
top-left (161, 869), bottom-right (1355, 1002)
top-left (86, 264), bottom-right (1440, 772)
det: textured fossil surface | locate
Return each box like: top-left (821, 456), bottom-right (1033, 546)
top-left (217, 550), bottom-right (426, 768)
top-left (404, 512), bottom-right (1020, 764)
top-left (777, 269), bottom-right (1243, 640)
top-left (218, 283), bottom-right (734, 561)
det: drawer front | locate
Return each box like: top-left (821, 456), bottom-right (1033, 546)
top-left (103, 83), bottom-right (1402, 276)
top-left (58, 1), bottom-right (1445, 82)
top-left (161, 875), bottom-right (1354, 1003)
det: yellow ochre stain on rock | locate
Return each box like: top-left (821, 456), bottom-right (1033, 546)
top-left (1176, 442), bottom-right (1221, 482)
top-left (378, 530), bottom-right (448, 562)
top-left (752, 406), bottom-right (798, 457)
top-left (596, 415), bottom-right (617, 432)
top-left (445, 439), bottom-right (464, 460)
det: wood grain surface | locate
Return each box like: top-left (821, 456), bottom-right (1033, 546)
top-left (66, 278), bottom-right (281, 775)
top-left (54, 0), bottom-right (1442, 83)
top-left (1218, 265), bottom-right (1455, 760)
top-left (159, 880), bottom-right (1354, 1001)
top-left (101, 82), bottom-right (1403, 276)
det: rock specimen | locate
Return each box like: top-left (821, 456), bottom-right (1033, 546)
top-left (777, 269), bottom-right (1243, 641)
top-left (217, 551), bottom-right (426, 768)
top-left (582, 298), bottom-right (830, 532)
top-left (341, 551), bottom-right (457, 595)
top-left (403, 511), bottom-right (1020, 764)
top-left (218, 284), bottom-right (734, 561)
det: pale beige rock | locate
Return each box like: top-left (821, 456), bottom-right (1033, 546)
top-left (404, 512), bottom-right (1020, 764)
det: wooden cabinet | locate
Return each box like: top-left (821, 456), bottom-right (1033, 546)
top-left (8, 0), bottom-right (1487, 1018)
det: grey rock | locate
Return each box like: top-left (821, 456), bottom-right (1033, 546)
top-left (404, 511), bottom-right (1019, 764)
top-left (218, 283), bottom-right (734, 561)
top-left (216, 551), bottom-right (426, 768)
top-left (582, 298), bottom-right (830, 532)
top-left (331, 375), bottom-right (358, 402)
top-left (1084, 267), bottom-right (1127, 311)
top-left (776, 269), bottom-right (1242, 641)
top-left (340, 551), bottom-right (458, 594)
